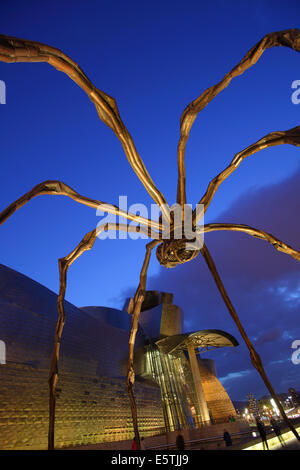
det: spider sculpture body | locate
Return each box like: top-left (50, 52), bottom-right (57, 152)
top-left (156, 238), bottom-right (200, 268)
top-left (1, 29), bottom-right (300, 450)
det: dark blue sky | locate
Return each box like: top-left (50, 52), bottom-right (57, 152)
top-left (1, 0), bottom-right (300, 400)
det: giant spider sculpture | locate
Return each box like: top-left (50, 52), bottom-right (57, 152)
top-left (1, 29), bottom-right (300, 450)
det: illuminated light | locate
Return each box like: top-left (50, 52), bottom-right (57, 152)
top-left (244, 425), bottom-right (300, 451)
top-left (270, 398), bottom-right (280, 416)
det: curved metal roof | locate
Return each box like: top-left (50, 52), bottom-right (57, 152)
top-left (155, 329), bottom-right (239, 355)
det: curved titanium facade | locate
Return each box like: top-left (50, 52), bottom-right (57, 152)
top-left (0, 264), bottom-right (164, 449)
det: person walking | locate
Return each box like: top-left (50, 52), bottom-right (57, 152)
top-left (176, 430), bottom-right (185, 450)
top-left (256, 418), bottom-right (269, 450)
top-left (270, 417), bottom-right (285, 447)
top-left (140, 437), bottom-right (147, 450)
top-left (223, 429), bottom-right (232, 447)
top-left (131, 436), bottom-right (138, 450)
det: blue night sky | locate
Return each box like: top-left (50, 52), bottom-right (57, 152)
top-left (1, 0), bottom-right (300, 400)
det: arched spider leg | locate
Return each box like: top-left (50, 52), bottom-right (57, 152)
top-left (200, 242), bottom-right (300, 442)
top-left (126, 239), bottom-right (161, 450)
top-left (0, 34), bottom-right (171, 222)
top-left (177, 28), bottom-right (300, 209)
top-left (203, 223), bottom-right (300, 262)
top-left (193, 126), bottom-right (300, 224)
top-left (0, 180), bottom-right (162, 231)
top-left (49, 223), bottom-right (162, 450)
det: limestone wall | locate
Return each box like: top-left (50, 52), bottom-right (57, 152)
top-left (198, 359), bottom-right (237, 421)
top-left (0, 361), bottom-right (164, 450)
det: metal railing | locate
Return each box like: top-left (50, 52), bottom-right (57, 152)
top-left (146, 430), bottom-right (253, 450)
top-left (148, 416), bottom-right (245, 437)
top-left (147, 417), bottom-right (300, 450)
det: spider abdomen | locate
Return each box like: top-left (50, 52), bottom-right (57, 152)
top-left (156, 239), bottom-right (200, 268)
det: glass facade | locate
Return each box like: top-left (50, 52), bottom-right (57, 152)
top-left (144, 342), bottom-right (206, 431)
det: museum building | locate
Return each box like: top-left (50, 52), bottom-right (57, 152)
top-left (0, 263), bottom-right (238, 449)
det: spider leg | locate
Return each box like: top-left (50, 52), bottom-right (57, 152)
top-left (200, 242), bottom-right (300, 442)
top-left (126, 239), bottom-right (161, 450)
top-left (176, 28), bottom-right (300, 209)
top-left (0, 180), bottom-right (162, 231)
top-left (48, 224), bottom-right (161, 450)
top-left (193, 126), bottom-right (300, 224)
top-left (0, 35), bottom-right (171, 220)
top-left (203, 223), bottom-right (300, 262)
